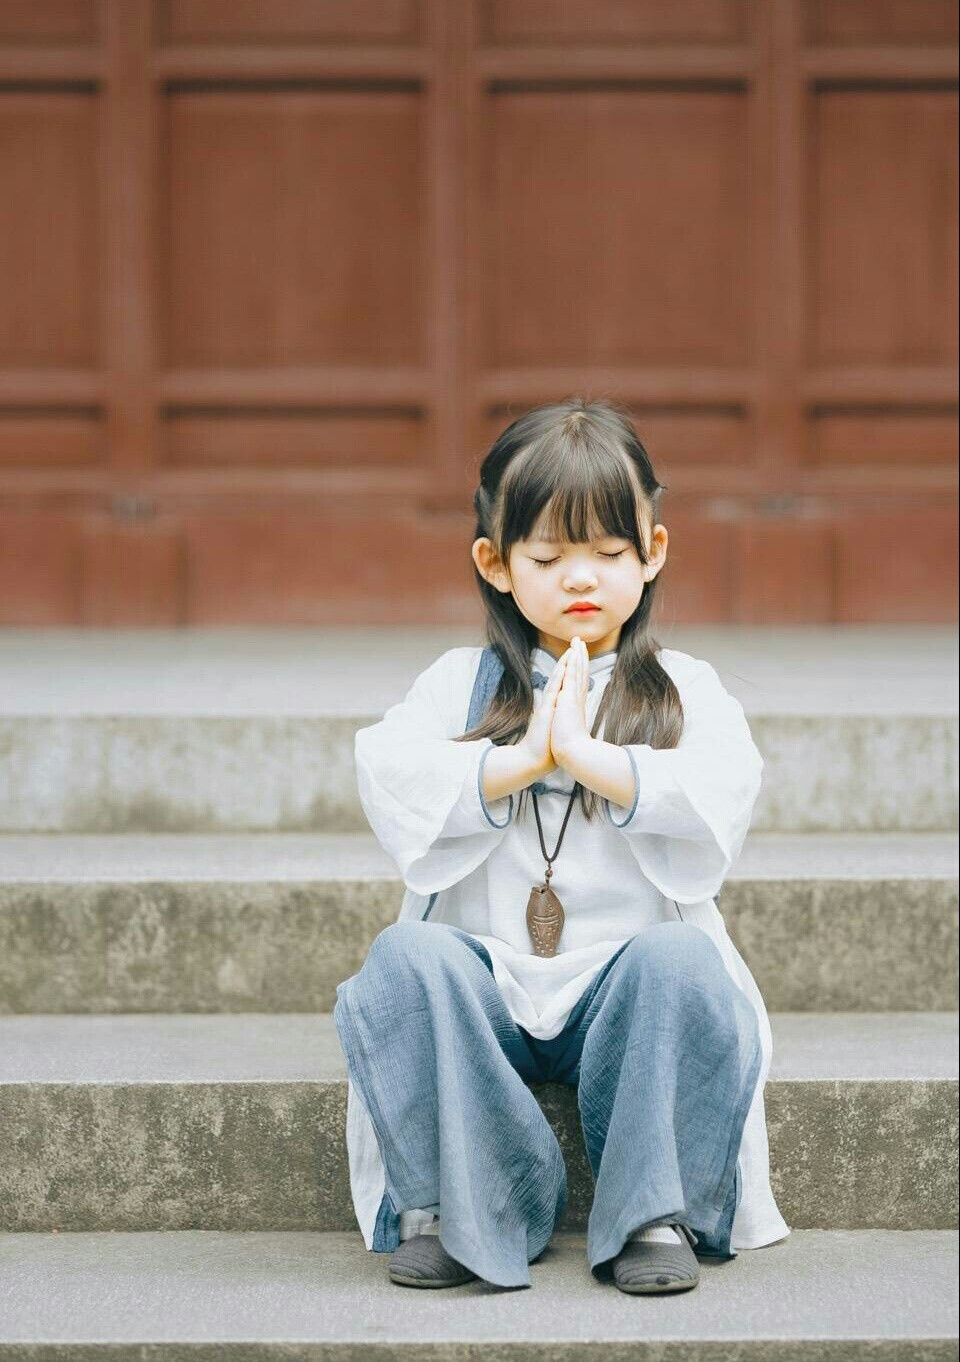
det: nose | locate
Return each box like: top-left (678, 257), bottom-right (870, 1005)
top-left (563, 566), bottom-right (598, 590)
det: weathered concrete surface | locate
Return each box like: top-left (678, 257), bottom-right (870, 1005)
top-left (1, 832), bottom-right (955, 1013)
top-left (3, 712), bottom-right (956, 834)
top-left (0, 713), bottom-right (361, 834)
top-left (1, 629), bottom-right (955, 1358)
top-left (0, 1229), bottom-right (956, 1360)
top-left (1, 626), bottom-right (956, 834)
top-left (1, 626), bottom-right (955, 717)
top-left (0, 1013), bottom-right (955, 1234)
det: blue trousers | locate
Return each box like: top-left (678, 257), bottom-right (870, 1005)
top-left (334, 918), bottom-right (762, 1288)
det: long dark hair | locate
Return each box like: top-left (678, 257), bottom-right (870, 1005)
top-left (456, 396), bottom-right (684, 821)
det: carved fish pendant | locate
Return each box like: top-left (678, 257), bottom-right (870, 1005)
top-left (526, 883), bottom-right (565, 958)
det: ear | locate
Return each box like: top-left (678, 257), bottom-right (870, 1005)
top-left (472, 537), bottom-right (513, 594)
top-left (642, 524), bottom-right (669, 581)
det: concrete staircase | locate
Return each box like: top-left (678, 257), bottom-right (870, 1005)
top-left (0, 625), bottom-right (957, 1358)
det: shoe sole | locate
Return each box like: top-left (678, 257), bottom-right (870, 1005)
top-left (614, 1274), bottom-right (700, 1294)
top-left (389, 1268), bottom-right (478, 1288)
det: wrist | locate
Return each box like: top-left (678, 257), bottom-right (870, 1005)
top-left (516, 740), bottom-right (555, 781)
top-left (485, 741), bottom-right (550, 802)
top-left (552, 733), bottom-right (596, 772)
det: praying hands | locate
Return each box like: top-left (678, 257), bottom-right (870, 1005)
top-left (481, 638), bottom-right (637, 811)
top-left (548, 638), bottom-right (636, 810)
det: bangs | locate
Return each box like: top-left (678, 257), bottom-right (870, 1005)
top-left (496, 418), bottom-right (650, 562)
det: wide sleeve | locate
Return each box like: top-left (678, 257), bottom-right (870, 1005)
top-left (603, 657), bottom-right (763, 903)
top-left (354, 648), bottom-right (517, 895)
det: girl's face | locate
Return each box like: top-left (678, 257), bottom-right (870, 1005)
top-left (473, 518), bottom-right (668, 661)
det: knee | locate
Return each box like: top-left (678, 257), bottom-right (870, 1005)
top-left (618, 924), bottom-right (758, 1037)
top-left (371, 919), bottom-right (426, 949)
top-left (364, 919), bottom-right (459, 977)
top-left (620, 921), bottom-right (722, 982)
top-left (336, 921), bottom-right (437, 1020)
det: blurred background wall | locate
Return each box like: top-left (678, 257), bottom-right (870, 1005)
top-left (0, 0), bottom-right (956, 626)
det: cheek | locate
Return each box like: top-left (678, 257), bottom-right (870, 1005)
top-left (511, 568), bottom-right (545, 603)
top-left (518, 567), bottom-right (550, 591)
top-left (608, 570), bottom-right (645, 602)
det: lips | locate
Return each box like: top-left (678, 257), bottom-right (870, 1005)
top-left (565, 604), bottom-right (600, 613)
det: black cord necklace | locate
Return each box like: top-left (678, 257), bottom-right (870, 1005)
top-left (526, 781), bottom-right (580, 957)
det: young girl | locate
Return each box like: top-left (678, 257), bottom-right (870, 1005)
top-left (334, 398), bottom-right (790, 1294)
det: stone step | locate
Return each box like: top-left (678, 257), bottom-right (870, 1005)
top-left (0, 1229), bottom-right (956, 1359)
top-left (1, 831), bottom-right (955, 1013)
top-left (0, 1011), bottom-right (955, 1234)
top-left (1, 627), bottom-right (956, 835)
top-left (3, 711), bottom-right (955, 835)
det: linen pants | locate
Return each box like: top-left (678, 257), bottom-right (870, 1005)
top-left (333, 917), bottom-right (763, 1289)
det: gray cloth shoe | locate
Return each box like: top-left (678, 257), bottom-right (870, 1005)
top-left (612, 1224), bottom-right (700, 1294)
top-left (389, 1232), bottom-right (479, 1288)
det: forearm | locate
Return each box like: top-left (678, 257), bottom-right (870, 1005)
top-left (481, 743), bottom-right (550, 803)
top-left (555, 737), bottom-right (636, 808)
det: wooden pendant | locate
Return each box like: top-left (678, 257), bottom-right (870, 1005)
top-left (526, 884), bottom-right (565, 958)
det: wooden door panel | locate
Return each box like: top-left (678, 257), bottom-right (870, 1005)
top-left (809, 407), bottom-right (958, 467)
top-left (0, 513), bottom-right (81, 623)
top-left (0, 91), bottom-right (100, 367)
top-left (486, 87), bottom-right (749, 366)
top-left (165, 88), bottom-right (424, 366)
top-left (479, 1), bottom-right (749, 46)
top-left (0, 409), bottom-right (101, 469)
top-left (736, 520), bottom-right (836, 624)
top-left (811, 86), bottom-right (958, 365)
top-left (163, 407), bottom-right (425, 469)
top-left (79, 519), bottom-right (184, 625)
top-left (183, 507), bottom-right (475, 624)
top-left (0, 1), bottom-right (100, 45)
top-left (836, 507), bottom-right (958, 622)
top-left (803, 1), bottom-right (958, 46)
top-left (0, 0), bottom-right (955, 624)
top-left (158, 0), bottom-right (421, 46)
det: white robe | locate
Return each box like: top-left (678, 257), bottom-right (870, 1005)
top-left (344, 643), bottom-right (791, 1251)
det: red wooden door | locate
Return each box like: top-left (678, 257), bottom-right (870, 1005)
top-left (0, 0), bottom-right (956, 623)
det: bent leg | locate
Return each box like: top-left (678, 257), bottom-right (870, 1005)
top-left (575, 922), bottom-right (763, 1280)
top-left (333, 920), bottom-right (566, 1287)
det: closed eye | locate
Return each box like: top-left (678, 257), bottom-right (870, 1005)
top-left (531, 551), bottom-right (628, 569)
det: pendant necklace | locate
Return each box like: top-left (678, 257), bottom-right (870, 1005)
top-left (526, 781), bottom-right (580, 958)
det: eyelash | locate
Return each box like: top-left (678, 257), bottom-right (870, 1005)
top-left (531, 551), bottom-right (627, 569)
